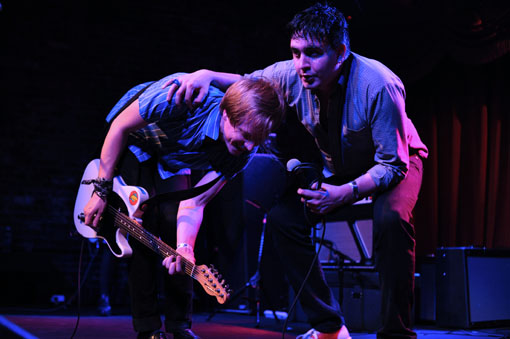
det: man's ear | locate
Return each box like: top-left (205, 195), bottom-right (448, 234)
top-left (220, 109), bottom-right (228, 129)
top-left (336, 44), bottom-right (347, 63)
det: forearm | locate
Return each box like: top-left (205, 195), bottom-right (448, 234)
top-left (98, 99), bottom-right (147, 179)
top-left (351, 172), bottom-right (377, 200)
top-left (176, 171), bottom-right (226, 249)
top-left (207, 71), bottom-right (242, 90)
top-left (176, 201), bottom-right (204, 249)
top-left (98, 125), bottom-right (130, 180)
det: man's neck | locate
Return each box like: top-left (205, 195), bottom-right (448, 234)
top-left (317, 63), bottom-right (344, 99)
top-left (316, 77), bottom-right (340, 107)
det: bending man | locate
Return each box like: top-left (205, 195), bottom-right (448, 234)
top-left (83, 74), bottom-right (285, 339)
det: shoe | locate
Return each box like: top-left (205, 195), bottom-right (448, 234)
top-left (297, 325), bottom-right (351, 339)
top-left (172, 328), bottom-right (201, 339)
top-left (137, 330), bottom-right (167, 339)
top-left (97, 294), bottom-right (112, 316)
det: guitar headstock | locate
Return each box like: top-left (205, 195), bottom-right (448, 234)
top-left (194, 264), bottom-right (231, 304)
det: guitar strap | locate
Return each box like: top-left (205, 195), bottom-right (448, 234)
top-left (141, 174), bottom-right (222, 207)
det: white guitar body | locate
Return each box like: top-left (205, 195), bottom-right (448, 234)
top-left (73, 159), bottom-right (150, 258)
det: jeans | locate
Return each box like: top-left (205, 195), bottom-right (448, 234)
top-left (118, 152), bottom-right (194, 333)
top-left (267, 155), bottom-right (423, 338)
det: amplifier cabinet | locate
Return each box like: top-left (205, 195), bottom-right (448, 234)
top-left (436, 247), bottom-right (510, 328)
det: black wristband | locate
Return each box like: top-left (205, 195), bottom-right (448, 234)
top-left (82, 177), bottom-right (113, 201)
top-left (349, 180), bottom-right (360, 200)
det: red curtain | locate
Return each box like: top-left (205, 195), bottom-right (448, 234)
top-left (346, 1), bottom-right (510, 256)
top-left (408, 54), bottom-right (510, 256)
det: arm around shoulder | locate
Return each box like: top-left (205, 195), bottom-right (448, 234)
top-left (165, 70), bottom-right (242, 107)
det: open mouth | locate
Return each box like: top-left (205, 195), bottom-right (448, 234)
top-left (301, 75), bottom-right (315, 84)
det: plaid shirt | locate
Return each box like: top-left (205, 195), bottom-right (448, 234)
top-left (106, 73), bottom-right (253, 180)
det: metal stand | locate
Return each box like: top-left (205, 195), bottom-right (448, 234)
top-left (207, 200), bottom-right (277, 327)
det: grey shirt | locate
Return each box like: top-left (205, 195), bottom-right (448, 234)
top-left (247, 52), bottom-right (428, 191)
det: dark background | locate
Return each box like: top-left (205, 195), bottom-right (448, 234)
top-left (1, 0), bottom-right (509, 314)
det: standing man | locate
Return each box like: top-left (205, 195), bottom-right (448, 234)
top-left (82, 74), bottom-right (285, 339)
top-left (165, 3), bottom-right (428, 339)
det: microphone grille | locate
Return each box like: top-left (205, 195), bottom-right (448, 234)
top-left (286, 158), bottom-right (301, 172)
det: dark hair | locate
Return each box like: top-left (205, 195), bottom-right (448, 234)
top-left (287, 3), bottom-right (350, 54)
top-left (220, 78), bottom-right (285, 145)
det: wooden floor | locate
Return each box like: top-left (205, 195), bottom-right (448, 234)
top-left (2, 309), bottom-right (510, 339)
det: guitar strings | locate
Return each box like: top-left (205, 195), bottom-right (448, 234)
top-left (107, 206), bottom-right (207, 280)
top-left (106, 206), bottom-right (227, 299)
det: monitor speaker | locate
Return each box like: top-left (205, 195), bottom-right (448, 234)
top-left (436, 247), bottom-right (510, 328)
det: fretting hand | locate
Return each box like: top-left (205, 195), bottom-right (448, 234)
top-left (162, 246), bottom-right (196, 275)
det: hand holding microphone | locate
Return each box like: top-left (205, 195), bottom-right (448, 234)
top-left (286, 158), bottom-right (323, 189)
top-left (287, 158), bottom-right (328, 214)
top-left (287, 158), bottom-right (353, 215)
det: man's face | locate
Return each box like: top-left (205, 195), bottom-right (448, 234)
top-left (220, 111), bottom-right (257, 156)
top-left (290, 36), bottom-right (344, 93)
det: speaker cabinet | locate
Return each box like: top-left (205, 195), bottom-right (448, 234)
top-left (323, 267), bottom-right (382, 332)
top-left (436, 247), bottom-right (510, 328)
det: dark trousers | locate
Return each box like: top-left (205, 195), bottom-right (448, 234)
top-left (267, 155), bottom-right (423, 337)
top-left (118, 153), bottom-right (194, 334)
top-left (267, 189), bottom-right (345, 334)
top-left (373, 154), bottom-right (422, 339)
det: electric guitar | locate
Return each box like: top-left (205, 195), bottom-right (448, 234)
top-left (73, 159), bottom-right (230, 304)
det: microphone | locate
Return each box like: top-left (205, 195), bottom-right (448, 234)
top-left (286, 158), bottom-right (323, 189)
top-left (286, 158), bottom-right (302, 172)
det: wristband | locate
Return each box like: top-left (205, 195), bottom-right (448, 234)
top-left (81, 177), bottom-right (113, 202)
top-left (177, 243), bottom-right (193, 251)
top-left (349, 180), bottom-right (360, 200)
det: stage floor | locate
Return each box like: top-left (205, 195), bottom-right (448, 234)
top-left (2, 310), bottom-right (510, 339)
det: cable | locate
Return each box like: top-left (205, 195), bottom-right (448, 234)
top-left (3, 238), bottom-right (99, 315)
top-left (70, 239), bottom-right (85, 339)
top-left (281, 216), bottom-right (327, 339)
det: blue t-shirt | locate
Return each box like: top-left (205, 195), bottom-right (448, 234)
top-left (106, 73), bottom-right (253, 180)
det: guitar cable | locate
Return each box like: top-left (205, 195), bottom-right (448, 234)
top-left (70, 238), bottom-right (86, 339)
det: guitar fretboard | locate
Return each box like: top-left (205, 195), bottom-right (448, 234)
top-left (108, 206), bottom-right (196, 277)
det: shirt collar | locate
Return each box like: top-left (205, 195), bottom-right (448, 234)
top-left (337, 52), bottom-right (354, 90)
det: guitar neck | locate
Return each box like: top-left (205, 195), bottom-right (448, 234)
top-left (108, 206), bottom-right (196, 277)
